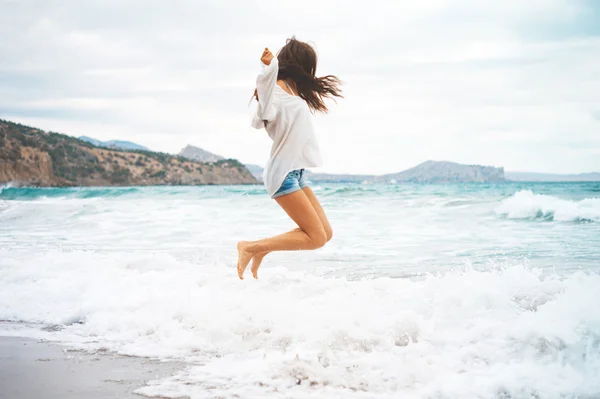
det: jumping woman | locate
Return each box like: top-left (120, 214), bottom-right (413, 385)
top-left (237, 37), bottom-right (343, 279)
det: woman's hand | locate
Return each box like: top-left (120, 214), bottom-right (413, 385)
top-left (261, 48), bottom-right (274, 66)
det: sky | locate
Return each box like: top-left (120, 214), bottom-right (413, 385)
top-left (1, 0), bottom-right (599, 175)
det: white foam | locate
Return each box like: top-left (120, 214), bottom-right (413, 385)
top-left (1, 249), bottom-right (599, 398)
top-left (496, 190), bottom-right (600, 222)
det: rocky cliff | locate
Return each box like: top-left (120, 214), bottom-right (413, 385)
top-left (0, 120), bottom-right (257, 187)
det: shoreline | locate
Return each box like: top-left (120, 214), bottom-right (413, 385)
top-left (0, 335), bottom-right (184, 399)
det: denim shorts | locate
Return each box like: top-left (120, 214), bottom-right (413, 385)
top-left (272, 169), bottom-right (307, 199)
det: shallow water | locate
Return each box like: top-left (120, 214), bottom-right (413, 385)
top-left (1, 182), bottom-right (599, 398)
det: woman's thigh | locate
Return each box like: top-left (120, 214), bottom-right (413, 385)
top-left (274, 189), bottom-right (326, 240)
top-left (301, 186), bottom-right (332, 239)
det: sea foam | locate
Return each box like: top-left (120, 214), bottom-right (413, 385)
top-left (496, 190), bottom-right (600, 222)
top-left (1, 249), bottom-right (599, 398)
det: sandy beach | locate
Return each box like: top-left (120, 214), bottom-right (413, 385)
top-left (0, 335), bottom-right (183, 399)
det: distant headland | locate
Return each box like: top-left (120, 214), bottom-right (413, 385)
top-left (0, 120), bottom-right (257, 187)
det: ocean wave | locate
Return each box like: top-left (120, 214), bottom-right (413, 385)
top-left (320, 185), bottom-right (380, 197)
top-left (222, 187), bottom-right (267, 196)
top-left (0, 183), bottom-right (13, 194)
top-left (0, 185), bottom-right (270, 201)
top-left (1, 250), bottom-right (599, 398)
top-left (0, 186), bottom-right (147, 200)
top-left (496, 190), bottom-right (600, 222)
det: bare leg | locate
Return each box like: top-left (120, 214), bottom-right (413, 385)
top-left (236, 242), bottom-right (255, 279)
top-left (249, 229), bottom-right (298, 278)
top-left (249, 230), bottom-right (302, 278)
top-left (237, 190), bottom-right (327, 279)
top-left (250, 251), bottom-right (268, 279)
top-left (302, 187), bottom-right (333, 242)
top-left (248, 187), bottom-right (333, 279)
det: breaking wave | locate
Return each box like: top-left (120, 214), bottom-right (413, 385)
top-left (496, 190), bottom-right (600, 222)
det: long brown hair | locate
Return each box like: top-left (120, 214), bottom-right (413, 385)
top-left (254, 37), bottom-right (342, 113)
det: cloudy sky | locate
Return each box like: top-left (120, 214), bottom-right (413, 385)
top-left (1, 0), bottom-right (599, 174)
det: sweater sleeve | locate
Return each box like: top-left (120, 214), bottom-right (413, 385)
top-left (251, 57), bottom-right (279, 129)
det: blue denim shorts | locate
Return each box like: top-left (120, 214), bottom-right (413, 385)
top-left (272, 169), bottom-right (307, 199)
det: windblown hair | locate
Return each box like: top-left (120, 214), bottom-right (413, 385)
top-left (254, 37), bottom-right (342, 113)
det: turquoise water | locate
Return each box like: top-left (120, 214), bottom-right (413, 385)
top-left (1, 182), bottom-right (599, 398)
top-left (1, 181), bottom-right (599, 201)
top-left (1, 182), bottom-right (599, 276)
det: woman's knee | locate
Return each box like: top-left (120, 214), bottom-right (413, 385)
top-left (308, 228), bottom-right (328, 249)
top-left (325, 226), bottom-right (333, 242)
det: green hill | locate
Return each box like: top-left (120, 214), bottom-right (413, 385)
top-left (0, 119), bottom-right (257, 187)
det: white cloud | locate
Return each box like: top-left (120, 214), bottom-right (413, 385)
top-left (1, 0), bottom-right (599, 174)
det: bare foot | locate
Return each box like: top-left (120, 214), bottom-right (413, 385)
top-left (251, 252), bottom-right (270, 279)
top-left (237, 241), bottom-right (254, 280)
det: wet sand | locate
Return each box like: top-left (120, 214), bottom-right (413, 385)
top-left (0, 336), bottom-right (184, 399)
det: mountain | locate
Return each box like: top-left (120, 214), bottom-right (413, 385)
top-left (303, 172), bottom-right (372, 183)
top-left (79, 136), bottom-right (149, 151)
top-left (178, 145), bottom-right (224, 163)
top-left (506, 172), bottom-right (600, 182)
top-left (306, 161), bottom-right (505, 183)
top-left (245, 164), bottom-right (264, 181)
top-left (383, 160), bottom-right (504, 183)
top-left (0, 120), bottom-right (257, 187)
top-left (78, 136), bottom-right (104, 147)
top-left (178, 144), bottom-right (264, 180)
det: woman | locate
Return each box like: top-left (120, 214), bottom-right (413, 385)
top-left (237, 37), bottom-right (343, 279)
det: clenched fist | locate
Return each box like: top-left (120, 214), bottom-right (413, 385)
top-left (261, 48), bottom-right (274, 66)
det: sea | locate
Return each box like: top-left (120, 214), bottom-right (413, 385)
top-left (1, 181), bottom-right (599, 398)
